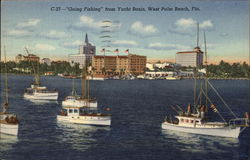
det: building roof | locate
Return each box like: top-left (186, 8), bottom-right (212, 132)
top-left (94, 55), bottom-right (128, 58)
top-left (176, 51), bottom-right (203, 54)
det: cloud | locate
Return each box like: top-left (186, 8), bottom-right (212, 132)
top-left (175, 18), bottom-right (196, 29)
top-left (5, 29), bottom-right (32, 37)
top-left (70, 16), bottom-right (121, 33)
top-left (34, 43), bottom-right (56, 51)
top-left (169, 18), bottom-right (214, 36)
top-left (200, 20), bottom-right (214, 29)
top-left (147, 42), bottom-right (191, 50)
top-left (17, 18), bottom-right (41, 28)
top-left (129, 21), bottom-right (158, 36)
top-left (112, 40), bottom-right (138, 47)
top-left (62, 40), bottom-right (83, 48)
top-left (39, 30), bottom-right (70, 39)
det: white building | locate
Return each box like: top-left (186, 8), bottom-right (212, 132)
top-left (176, 47), bottom-right (203, 67)
top-left (68, 54), bottom-right (87, 68)
top-left (154, 62), bottom-right (171, 69)
top-left (68, 33), bottom-right (96, 68)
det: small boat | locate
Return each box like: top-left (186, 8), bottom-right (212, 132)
top-left (24, 84), bottom-right (58, 100)
top-left (0, 46), bottom-right (19, 136)
top-left (57, 106), bottom-right (111, 126)
top-left (23, 47), bottom-right (58, 100)
top-left (162, 31), bottom-right (249, 138)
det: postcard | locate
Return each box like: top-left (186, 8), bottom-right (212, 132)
top-left (0, 0), bottom-right (249, 160)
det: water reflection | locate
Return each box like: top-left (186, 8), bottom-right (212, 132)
top-left (0, 133), bottom-right (18, 152)
top-left (162, 129), bottom-right (239, 153)
top-left (56, 122), bottom-right (110, 151)
top-left (25, 99), bottom-right (58, 105)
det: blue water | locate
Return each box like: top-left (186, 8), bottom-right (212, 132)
top-left (0, 75), bottom-right (249, 160)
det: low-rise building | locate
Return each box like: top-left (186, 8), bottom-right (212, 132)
top-left (15, 54), bottom-right (40, 63)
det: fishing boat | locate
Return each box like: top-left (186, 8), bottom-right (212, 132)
top-left (23, 48), bottom-right (58, 100)
top-left (0, 46), bottom-right (19, 136)
top-left (57, 106), bottom-right (111, 126)
top-left (161, 30), bottom-right (249, 138)
top-left (62, 69), bottom-right (97, 108)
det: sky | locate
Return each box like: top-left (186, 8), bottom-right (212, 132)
top-left (1, 0), bottom-right (249, 64)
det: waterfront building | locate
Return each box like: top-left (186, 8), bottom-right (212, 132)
top-left (68, 33), bottom-right (96, 68)
top-left (15, 54), bottom-right (40, 63)
top-left (176, 47), bottom-right (203, 67)
top-left (92, 54), bottom-right (146, 76)
top-left (41, 58), bottom-right (51, 66)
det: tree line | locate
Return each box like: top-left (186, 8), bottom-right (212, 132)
top-left (0, 61), bottom-right (82, 76)
top-left (0, 60), bottom-right (249, 78)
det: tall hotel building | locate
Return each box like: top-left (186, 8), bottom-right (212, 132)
top-left (68, 33), bottom-right (96, 68)
top-left (176, 47), bottom-right (203, 67)
top-left (92, 54), bottom-right (147, 76)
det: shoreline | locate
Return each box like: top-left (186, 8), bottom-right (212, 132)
top-left (1, 73), bottom-right (249, 80)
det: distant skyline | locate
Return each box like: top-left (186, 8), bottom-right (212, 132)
top-left (1, 0), bottom-right (249, 64)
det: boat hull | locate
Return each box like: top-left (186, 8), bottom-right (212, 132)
top-left (57, 115), bottom-right (111, 126)
top-left (0, 123), bottom-right (19, 136)
top-left (161, 122), bottom-right (240, 138)
top-left (62, 99), bottom-right (97, 108)
top-left (24, 92), bottom-right (58, 100)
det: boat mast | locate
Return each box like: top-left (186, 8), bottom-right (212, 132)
top-left (193, 23), bottom-right (199, 110)
top-left (25, 47), bottom-right (39, 85)
top-left (4, 45), bottom-right (9, 113)
top-left (81, 63), bottom-right (86, 99)
top-left (204, 32), bottom-right (208, 108)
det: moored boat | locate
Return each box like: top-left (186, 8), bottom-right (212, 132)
top-left (23, 48), bottom-right (58, 101)
top-left (0, 46), bottom-right (19, 136)
top-left (161, 30), bottom-right (249, 138)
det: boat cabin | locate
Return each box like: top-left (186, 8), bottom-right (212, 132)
top-left (176, 115), bottom-right (202, 127)
top-left (60, 107), bottom-right (97, 116)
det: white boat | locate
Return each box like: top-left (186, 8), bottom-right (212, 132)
top-left (162, 115), bottom-right (240, 138)
top-left (0, 46), bottom-right (19, 136)
top-left (23, 47), bottom-right (58, 100)
top-left (24, 84), bottom-right (58, 100)
top-left (161, 31), bottom-right (249, 138)
top-left (62, 96), bottom-right (97, 108)
top-left (57, 106), bottom-right (111, 126)
top-left (0, 113), bottom-right (19, 136)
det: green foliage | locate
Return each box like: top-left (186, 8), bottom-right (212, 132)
top-left (207, 60), bottom-right (249, 78)
top-left (0, 61), bottom-right (81, 76)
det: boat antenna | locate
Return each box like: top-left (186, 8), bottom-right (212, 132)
top-left (197, 23), bottom-right (199, 47)
top-left (4, 45), bottom-right (9, 113)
